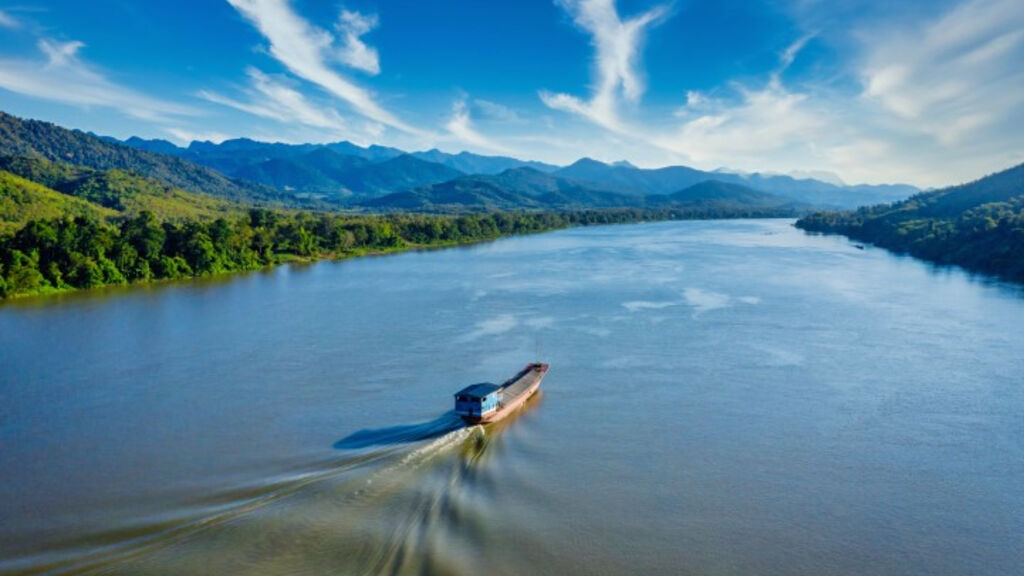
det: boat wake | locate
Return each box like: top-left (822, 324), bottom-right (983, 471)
top-left (5, 396), bottom-right (545, 576)
top-left (334, 411), bottom-right (467, 449)
top-left (4, 415), bottom-right (488, 576)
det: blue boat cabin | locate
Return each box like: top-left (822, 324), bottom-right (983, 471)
top-left (454, 382), bottom-right (501, 419)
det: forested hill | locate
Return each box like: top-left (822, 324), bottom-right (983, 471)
top-left (796, 162), bottom-right (1024, 282)
top-left (0, 111), bottom-right (288, 206)
top-left (0, 155), bottom-right (242, 230)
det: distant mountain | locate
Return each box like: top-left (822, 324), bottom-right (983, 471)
top-left (796, 162), bottom-right (1024, 282)
top-left (411, 149), bottom-right (558, 175)
top-left (655, 180), bottom-right (800, 209)
top-left (115, 136), bottom-right (451, 197)
top-left (105, 129), bottom-right (918, 209)
top-left (335, 154), bottom-right (464, 197)
top-left (556, 157), bottom-right (917, 208)
top-left (556, 158), bottom-right (708, 196)
top-left (123, 136), bottom-right (183, 156)
top-left (0, 111), bottom-right (286, 205)
top-left (362, 168), bottom-right (801, 214)
top-left (361, 167), bottom-right (637, 212)
top-left (325, 141), bottom-right (404, 162)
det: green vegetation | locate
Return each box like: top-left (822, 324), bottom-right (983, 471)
top-left (0, 170), bottom-right (117, 234)
top-left (796, 162), bottom-right (1024, 282)
top-left (0, 208), bottom-right (688, 299)
top-left (0, 155), bottom-right (242, 222)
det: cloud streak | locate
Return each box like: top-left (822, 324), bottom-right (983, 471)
top-left (199, 67), bottom-right (348, 134)
top-left (540, 0), bottom-right (669, 131)
top-left (226, 0), bottom-right (414, 133)
top-left (0, 38), bottom-right (196, 122)
top-left (0, 9), bottom-right (20, 29)
top-left (445, 97), bottom-right (512, 154)
top-left (858, 0), bottom-right (1024, 145)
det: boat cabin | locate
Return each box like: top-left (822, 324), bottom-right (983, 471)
top-left (454, 383), bottom-right (501, 419)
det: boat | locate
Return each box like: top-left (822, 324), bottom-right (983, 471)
top-left (454, 363), bottom-right (548, 425)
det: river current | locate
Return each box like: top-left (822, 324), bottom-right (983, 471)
top-left (2, 219), bottom-right (1022, 575)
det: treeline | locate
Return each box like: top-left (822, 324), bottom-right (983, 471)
top-left (0, 208), bottom-right (682, 299)
top-left (796, 196), bottom-right (1024, 282)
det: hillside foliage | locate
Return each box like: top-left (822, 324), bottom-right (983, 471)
top-left (796, 163), bottom-right (1024, 282)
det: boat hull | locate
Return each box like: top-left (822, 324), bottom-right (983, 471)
top-left (459, 363), bottom-right (547, 425)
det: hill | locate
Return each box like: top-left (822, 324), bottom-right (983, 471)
top-left (0, 155), bottom-right (243, 224)
top-left (0, 111), bottom-right (287, 205)
top-left (796, 162), bottom-right (1024, 282)
top-left (0, 170), bottom-right (117, 234)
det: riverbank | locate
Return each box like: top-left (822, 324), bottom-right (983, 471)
top-left (2, 207), bottom-right (788, 302)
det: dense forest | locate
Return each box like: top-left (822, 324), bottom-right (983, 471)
top-left (796, 162), bottom-right (1024, 282)
top-left (0, 208), bottom-right (694, 299)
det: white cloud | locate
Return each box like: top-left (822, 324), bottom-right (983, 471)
top-left (858, 0), bottom-right (1024, 145)
top-left (0, 38), bottom-right (197, 122)
top-left (199, 67), bottom-right (348, 134)
top-left (540, 0), bottom-right (1024, 186)
top-left (335, 10), bottom-right (380, 75)
top-left (0, 9), bottom-right (20, 29)
top-left (657, 81), bottom-right (827, 167)
top-left (655, 36), bottom-right (829, 168)
top-left (540, 0), bottom-right (669, 131)
top-left (474, 99), bottom-right (520, 122)
top-left (445, 97), bottom-right (512, 154)
top-left (38, 38), bottom-right (84, 68)
top-left (226, 0), bottom-right (414, 132)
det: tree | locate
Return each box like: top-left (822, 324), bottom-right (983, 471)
top-left (6, 249), bottom-right (46, 293)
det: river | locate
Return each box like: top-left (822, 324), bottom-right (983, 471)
top-left (2, 219), bottom-right (1022, 575)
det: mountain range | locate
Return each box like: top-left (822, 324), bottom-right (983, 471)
top-left (1, 110), bottom-right (921, 215)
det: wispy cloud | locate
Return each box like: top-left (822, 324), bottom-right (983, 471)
top-left (199, 67), bottom-right (348, 134)
top-left (335, 10), bottom-right (380, 75)
top-left (660, 36), bottom-right (826, 167)
top-left (226, 0), bottom-right (414, 133)
top-left (445, 96), bottom-right (513, 154)
top-left (0, 9), bottom-right (20, 29)
top-left (539, 0), bottom-right (1024, 185)
top-left (858, 0), bottom-right (1024, 145)
top-left (474, 98), bottom-right (521, 122)
top-left (0, 38), bottom-right (196, 122)
top-left (38, 38), bottom-right (85, 67)
top-left (540, 0), bottom-right (670, 131)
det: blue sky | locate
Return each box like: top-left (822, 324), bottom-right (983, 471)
top-left (0, 0), bottom-right (1022, 187)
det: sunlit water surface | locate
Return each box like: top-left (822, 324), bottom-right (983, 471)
top-left (2, 219), bottom-right (1022, 575)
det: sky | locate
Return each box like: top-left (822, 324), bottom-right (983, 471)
top-left (0, 0), bottom-right (1022, 188)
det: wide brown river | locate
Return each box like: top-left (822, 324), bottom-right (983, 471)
top-left (2, 219), bottom-right (1022, 575)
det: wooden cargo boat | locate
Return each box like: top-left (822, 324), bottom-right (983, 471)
top-left (454, 363), bottom-right (548, 425)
